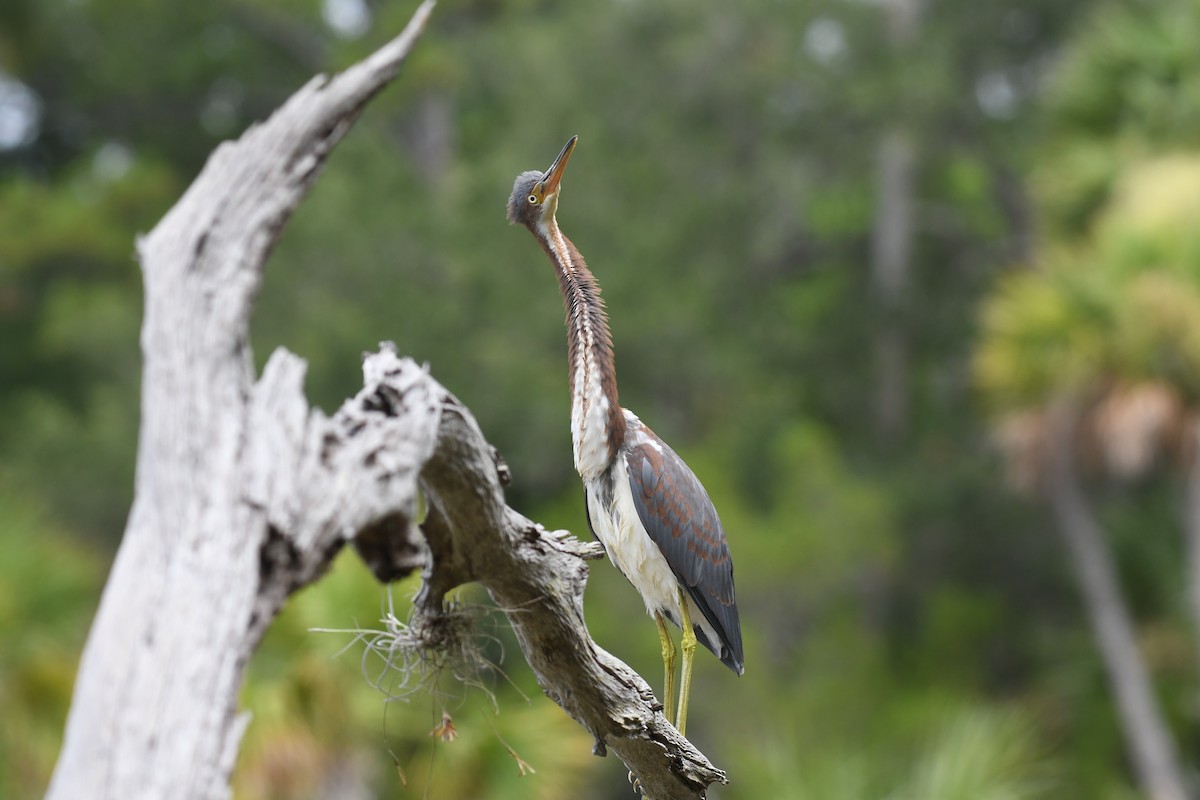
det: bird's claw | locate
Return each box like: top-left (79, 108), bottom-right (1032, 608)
top-left (627, 770), bottom-right (643, 796)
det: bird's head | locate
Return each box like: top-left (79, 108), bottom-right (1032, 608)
top-left (506, 135), bottom-right (577, 228)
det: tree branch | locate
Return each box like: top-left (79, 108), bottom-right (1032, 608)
top-left (47, 2), bottom-right (726, 797)
top-left (408, 352), bottom-right (727, 798)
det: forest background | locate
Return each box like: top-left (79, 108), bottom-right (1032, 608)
top-left (5, 0), bottom-right (1200, 797)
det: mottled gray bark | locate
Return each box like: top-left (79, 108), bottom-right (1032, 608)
top-left (1046, 402), bottom-right (1190, 800)
top-left (46, 3), bottom-right (723, 798)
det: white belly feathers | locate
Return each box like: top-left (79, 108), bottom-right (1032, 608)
top-left (580, 411), bottom-right (726, 654)
top-left (585, 456), bottom-right (681, 621)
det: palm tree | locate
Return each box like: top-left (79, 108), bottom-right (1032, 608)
top-left (975, 154), bottom-right (1200, 800)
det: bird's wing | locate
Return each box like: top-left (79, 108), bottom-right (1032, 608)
top-left (624, 427), bottom-right (743, 673)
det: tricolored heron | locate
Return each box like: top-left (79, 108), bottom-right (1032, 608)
top-left (506, 136), bottom-right (743, 736)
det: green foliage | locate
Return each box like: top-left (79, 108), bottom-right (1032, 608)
top-left (234, 553), bottom-right (596, 799)
top-left (6, 0), bottom-right (1193, 797)
top-left (1036, 0), bottom-right (1200, 234)
top-left (0, 492), bottom-right (102, 799)
top-left (975, 260), bottom-right (1109, 411)
top-left (0, 155), bottom-right (172, 538)
top-left (736, 697), bottom-right (1058, 800)
top-left (1048, 0), bottom-right (1200, 148)
top-left (976, 153), bottom-right (1200, 411)
top-left (896, 708), bottom-right (1051, 800)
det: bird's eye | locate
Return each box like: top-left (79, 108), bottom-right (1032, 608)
top-left (528, 194), bottom-right (539, 205)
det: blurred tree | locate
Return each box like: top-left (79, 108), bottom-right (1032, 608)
top-left (9, 0), bottom-right (1191, 796)
top-left (870, 0), bottom-right (921, 442)
top-left (0, 0), bottom-right (334, 540)
top-left (976, 155), bottom-right (1200, 800)
top-left (974, 3), bottom-right (1200, 796)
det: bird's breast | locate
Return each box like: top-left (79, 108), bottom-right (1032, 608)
top-left (571, 354), bottom-right (614, 479)
top-left (585, 462), bottom-right (681, 621)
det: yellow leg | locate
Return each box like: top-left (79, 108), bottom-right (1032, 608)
top-left (655, 611), bottom-right (677, 725)
top-left (676, 589), bottom-right (697, 737)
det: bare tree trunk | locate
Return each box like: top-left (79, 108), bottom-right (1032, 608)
top-left (402, 89), bottom-right (456, 185)
top-left (45, 7), bottom-right (437, 798)
top-left (870, 126), bottom-right (915, 440)
top-left (46, 4), bottom-right (725, 798)
top-left (1046, 402), bottom-right (1190, 800)
top-left (987, 159), bottom-right (1034, 265)
top-left (870, 0), bottom-right (921, 442)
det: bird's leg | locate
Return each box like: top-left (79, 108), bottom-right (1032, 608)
top-left (654, 611), bottom-right (677, 725)
top-left (675, 588), bottom-right (698, 737)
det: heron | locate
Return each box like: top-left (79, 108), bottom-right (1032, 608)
top-left (506, 135), bottom-right (743, 736)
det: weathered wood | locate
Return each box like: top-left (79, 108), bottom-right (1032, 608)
top-left (47, 5), bottom-right (438, 798)
top-left (414, 365), bottom-right (726, 799)
top-left (46, 1), bottom-right (726, 797)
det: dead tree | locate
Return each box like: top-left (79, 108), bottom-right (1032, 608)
top-left (45, 3), bottom-right (726, 798)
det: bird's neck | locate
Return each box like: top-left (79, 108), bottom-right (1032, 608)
top-left (535, 216), bottom-right (626, 478)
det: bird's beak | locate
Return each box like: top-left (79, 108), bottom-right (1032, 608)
top-left (540, 135), bottom-right (578, 197)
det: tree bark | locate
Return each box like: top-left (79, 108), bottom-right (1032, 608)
top-left (46, 3), bottom-right (725, 798)
top-left (1045, 401), bottom-right (1189, 800)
